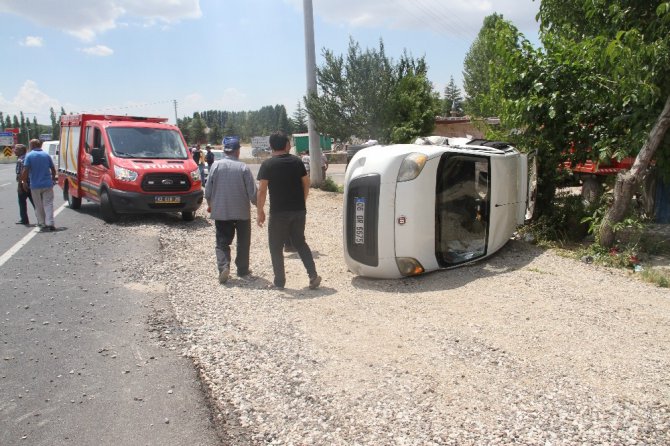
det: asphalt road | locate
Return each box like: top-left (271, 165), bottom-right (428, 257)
top-left (0, 164), bottom-right (221, 446)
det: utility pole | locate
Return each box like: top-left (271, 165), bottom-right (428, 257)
top-left (303, 0), bottom-right (323, 186)
top-left (173, 99), bottom-right (178, 125)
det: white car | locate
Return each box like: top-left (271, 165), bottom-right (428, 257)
top-left (343, 138), bottom-right (536, 279)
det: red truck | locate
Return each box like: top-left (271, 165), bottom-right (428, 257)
top-left (58, 114), bottom-right (203, 222)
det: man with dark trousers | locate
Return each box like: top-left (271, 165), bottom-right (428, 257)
top-left (256, 131), bottom-right (321, 290)
top-left (205, 140), bottom-right (257, 284)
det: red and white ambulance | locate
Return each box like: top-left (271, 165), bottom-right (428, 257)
top-left (58, 114), bottom-right (203, 222)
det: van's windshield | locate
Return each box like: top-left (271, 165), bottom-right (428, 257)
top-left (107, 127), bottom-right (188, 159)
top-left (435, 154), bottom-right (490, 266)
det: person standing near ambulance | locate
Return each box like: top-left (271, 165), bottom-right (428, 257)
top-left (205, 140), bottom-right (257, 284)
top-left (21, 139), bottom-right (57, 232)
top-left (14, 144), bottom-right (34, 225)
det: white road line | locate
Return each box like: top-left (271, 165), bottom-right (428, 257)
top-left (0, 183), bottom-right (11, 187)
top-left (0, 203), bottom-right (67, 267)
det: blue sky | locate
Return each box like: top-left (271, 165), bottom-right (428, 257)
top-left (0, 0), bottom-right (540, 126)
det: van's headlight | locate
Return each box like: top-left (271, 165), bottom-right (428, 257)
top-left (397, 153), bottom-right (427, 182)
top-left (114, 165), bottom-right (138, 182)
top-left (396, 257), bottom-right (425, 276)
top-left (190, 169), bottom-right (201, 182)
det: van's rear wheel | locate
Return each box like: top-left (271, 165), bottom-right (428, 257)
top-left (100, 190), bottom-right (119, 223)
top-left (66, 183), bottom-right (82, 209)
top-left (182, 211), bottom-right (195, 222)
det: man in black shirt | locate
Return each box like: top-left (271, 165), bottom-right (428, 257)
top-left (257, 131), bottom-right (321, 290)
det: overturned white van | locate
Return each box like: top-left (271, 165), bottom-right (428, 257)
top-left (343, 138), bottom-right (536, 279)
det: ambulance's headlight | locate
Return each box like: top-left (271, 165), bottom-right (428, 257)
top-left (397, 153), bottom-right (427, 182)
top-left (114, 166), bottom-right (138, 182)
top-left (190, 169), bottom-right (201, 182)
top-left (396, 257), bottom-right (425, 276)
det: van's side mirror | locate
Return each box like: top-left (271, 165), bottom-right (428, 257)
top-left (90, 147), bottom-right (107, 166)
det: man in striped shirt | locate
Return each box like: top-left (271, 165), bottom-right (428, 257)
top-left (205, 140), bottom-right (257, 284)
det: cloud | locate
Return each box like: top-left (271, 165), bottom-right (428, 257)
top-left (284, 0), bottom-right (539, 39)
top-left (20, 36), bottom-right (44, 47)
top-left (0, 80), bottom-right (62, 123)
top-left (0, 0), bottom-right (202, 42)
top-left (80, 45), bottom-right (115, 56)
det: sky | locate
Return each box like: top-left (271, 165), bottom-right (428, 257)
top-left (0, 0), bottom-right (541, 126)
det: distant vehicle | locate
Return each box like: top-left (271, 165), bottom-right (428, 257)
top-left (58, 114), bottom-right (203, 222)
top-left (346, 140), bottom-right (378, 165)
top-left (203, 149), bottom-right (225, 181)
top-left (41, 140), bottom-right (59, 167)
top-left (343, 138), bottom-right (536, 279)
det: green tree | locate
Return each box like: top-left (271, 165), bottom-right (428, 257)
top-left (189, 113), bottom-right (207, 144)
top-left (305, 38), bottom-right (395, 142)
top-left (291, 101), bottom-right (308, 134)
top-left (388, 54), bottom-right (439, 143)
top-left (442, 76), bottom-right (463, 117)
top-left (306, 37), bottom-right (436, 143)
top-left (50, 107), bottom-right (59, 139)
top-left (462, 13), bottom-right (506, 118)
top-left (481, 1), bottom-right (670, 246)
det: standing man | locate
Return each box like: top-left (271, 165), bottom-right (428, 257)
top-left (257, 131), bottom-right (321, 290)
top-left (21, 139), bottom-right (56, 232)
top-left (205, 144), bottom-right (215, 170)
top-left (14, 144), bottom-right (34, 225)
top-left (191, 144), bottom-right (205, 185)
top-left (205, 140), bottom-right (257, 284)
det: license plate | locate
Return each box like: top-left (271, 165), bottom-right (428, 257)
top-left (155, 196), bottom-right (181, 204)
top-left (354, 197), bottom-right (365, 244)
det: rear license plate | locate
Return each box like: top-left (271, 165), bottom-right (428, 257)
top-left (155, 196), bottom-right (181, 204)
top-left (354, 197), bottom-right (365, 244)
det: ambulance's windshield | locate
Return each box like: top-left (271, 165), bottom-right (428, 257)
top-left (107, 127), bottom-right (188, 159)
top-left (435, 154), bottom-right (489, 266)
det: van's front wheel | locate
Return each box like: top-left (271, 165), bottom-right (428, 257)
top-left (181, 211), bottom-right (195, 222)
top-left (100, 190), bottom-right (119, 223)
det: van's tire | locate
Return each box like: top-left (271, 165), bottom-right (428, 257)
top-left (182, 211), bottom-right (195, 222)
top-left (65, 183), bottom-right (82, 209)
top-left (100, 190), bottom-right (119, 223)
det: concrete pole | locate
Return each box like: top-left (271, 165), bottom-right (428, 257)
top-left (303, 0), bottom-right (323, 186)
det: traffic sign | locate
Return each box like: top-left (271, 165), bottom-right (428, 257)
top-left (3, 146), bottom-right (14, 157)
top-left (0, 133), bottom-right (15, 146)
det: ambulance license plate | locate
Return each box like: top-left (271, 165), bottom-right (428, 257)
top-left (155, 196), bottom-right (181, 204)
top-left (354, 197), bottom-right (365, 244)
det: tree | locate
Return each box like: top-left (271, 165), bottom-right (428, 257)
top-left (189, 113), bottom-right (206, 144)
top-left (462, 13), bottom-right (506, 118)
top-left (291, 101), bottom-right (308, 134)
top-left (442, 76), bottom-right (463, 117)
top-left (388, 54), bottom-right (439, 143)
top-left (305, 37), bottom-right (436, 143)
top-left (50, 107), bottom-right (59, 139)
top-left (480, 2), bottom-right (670, 246)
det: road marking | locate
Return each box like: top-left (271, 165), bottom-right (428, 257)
top-left (0, 203), bottom-right (67, 267)
top-left (0, 183), bottom-right (11, 187)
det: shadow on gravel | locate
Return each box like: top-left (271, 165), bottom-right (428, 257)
top-left (350, 240), bottom-right (545, 294)
top-left (63, 203), bottom-right (211, 229)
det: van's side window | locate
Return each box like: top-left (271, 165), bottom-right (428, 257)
top-left (84, 126), bottom-right (105, 153)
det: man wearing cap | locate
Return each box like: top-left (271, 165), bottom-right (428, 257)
top-left (205, 140), bottom-right (257, 283)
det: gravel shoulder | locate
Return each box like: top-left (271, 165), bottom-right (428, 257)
top-left (137, 189), bottom-right (670, 445)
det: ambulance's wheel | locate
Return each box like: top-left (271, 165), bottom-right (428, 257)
top-left (66, 184), bottom-right (82, 209)
top-left (100, 190), bottom-right (119, 223)
top-left (182, 211), bottom-right (195, 221)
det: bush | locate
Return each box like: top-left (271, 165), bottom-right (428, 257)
top-left (319, 176), bottom-right (343, 193)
